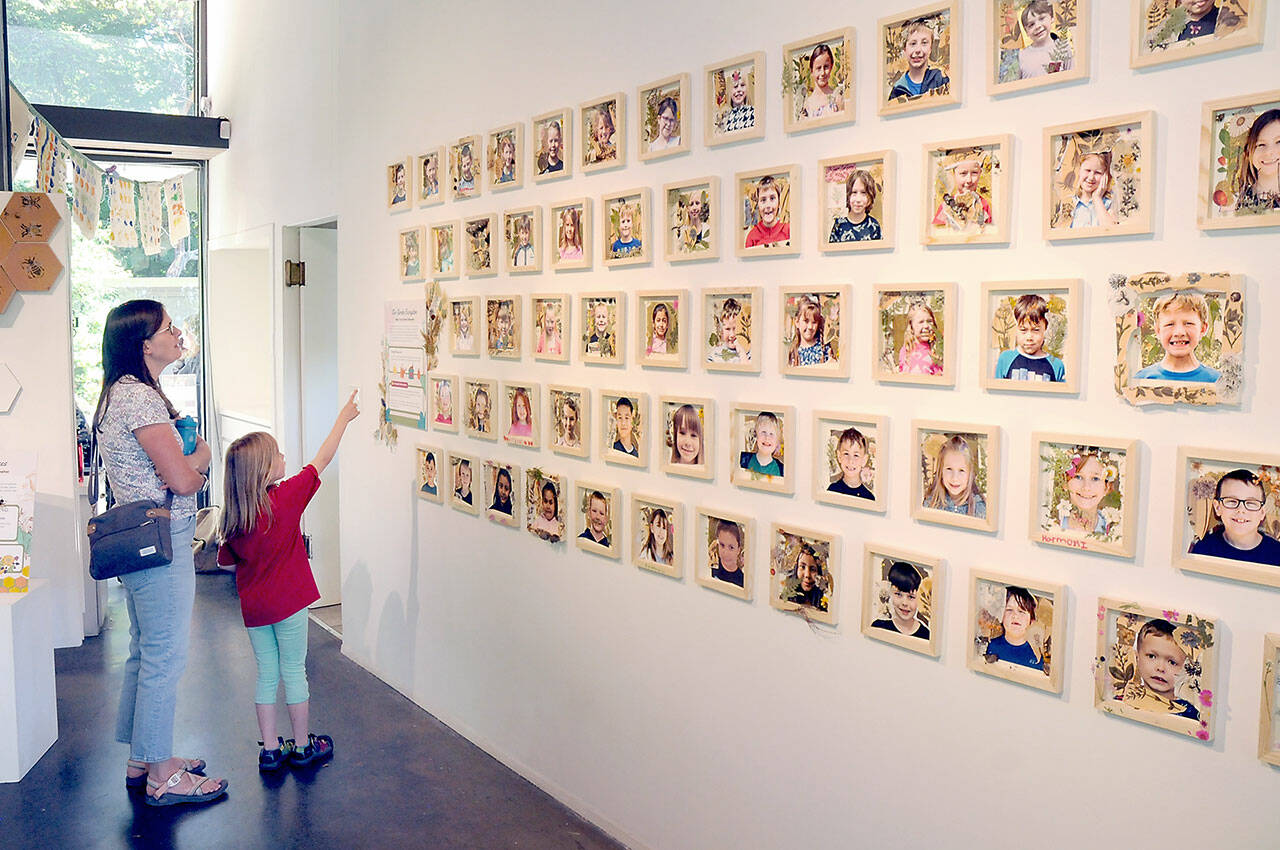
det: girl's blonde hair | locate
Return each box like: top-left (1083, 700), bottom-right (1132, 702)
top-left (219, 431), bottom-right (278, 542)
top-left (924, 435), bottom-right (982, 514)
top-left (559, 207), bottom-right (582, 251)
top-left (902, 301), bottom-right (937, 350)
top-left (1074, 151), bottom-right (1112, 200)
top-left (1235, 110), bottom-right (1280, 196)
top-left (787, 296), bottom-right (825, 366)
top-left (670, 403), bottom-right (703, 464)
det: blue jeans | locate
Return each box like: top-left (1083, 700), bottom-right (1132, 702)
top-left (114, 515), bottom-right (196, 763)
top-left (246, 607), bottom-right (311, 705)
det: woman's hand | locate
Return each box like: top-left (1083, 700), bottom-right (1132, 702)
top-left (135, 424), bottom-right (207, 496)
top-left (188, 436), bottom-right (212, 474)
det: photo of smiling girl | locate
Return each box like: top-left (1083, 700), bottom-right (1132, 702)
top-left (663, 398), bottom-right (714, 480)
top-left (914, 423), bottom-right (1001, 532)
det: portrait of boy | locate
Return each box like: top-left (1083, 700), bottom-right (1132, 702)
top-left (994, 293), bottom-right (1066, 382)
top-left (738, 410), bottom-right (783, 478)
top-left (741, 174), bottom-right (791, 250)
top-left (887, 15), bottom-right (950, 101)
top-left (1135, 292), bottom-right (1220, 382)
top-left (871, 561), bottom-right (929, 639)
top-left (1188, 468), bottom-right (1280, 566)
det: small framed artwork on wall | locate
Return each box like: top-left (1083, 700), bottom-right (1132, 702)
top-left (600, 389), bottom-right (647, 469)
top-left (462, 213), bottom-right (498, 278)
top-left (579, 292), bottom-right (624, 366)
top-left (502, 206), bottom-right (541, 274)
top-left (1198, 89), bottom-right (1280, 232)
top-left (531, 107), bottom-right (572, 182)
top-left (704, 51), bottom-right (765, 147)
top-left (703, 286), bottom-right (761, 373)
top-left (449, 136), bottom-right (482, 202)
top-left (531, 294), bottom-right (570, 363)
top-left (637, 289), bottom-right (687, 369)
top-left (818, 151), bottom-right (894, 253)
top-left (486, 123), bottom-right (523, 192)
top-left (500, 382), bottom-right (539, 450)
top-left (967, 570), bottom-right (1065, 693)
top-left (427, 373), bottom-right (459, 433)
top-left (735, 165), bottom-right (800, 258)
top-left (415, 444), bottom-right (444, 504)
top-left (416, 147), bottom-right (445, 207)
top-left (448, 297), bottom-right (479, 358)
top-left (581, 93), bottom-right (625, 174)
top-left (638, 73), bottom-right (690, 162)
top-left (464, 378), bottom-right (497, 441)
top-left (769, 524), bottom-right (840, 626)
top-left (729, 404), bottom-right (795, 495)
top-left (1131, 0), bottom-right (1265, 70)
top-left (814, 412), bottom-right (888, 513)
top-left (387, 158), bottom-right (411, 212)
top-left (1260, 634), bottom-right (1280, 766)
top-left (781, 27), bottom-right (855, 134)
top-left (483, 460), bottom-right (522, 528)
top-left (873, 282), bottom-right (957, 386)
top-left (485, 295), bottom-right (521, 360)
top-left (632, 493), bottom-right (682, 579)
top-left (663, 177), bottom-right (719, 263)
top-left (779, 286), bottom-right (850, 379)
top-left (922, 135), bottom-right (1012, 246)
top-left (879, 2), bottom-right (961, 117)
top-left (1044, 111), bottom-right (1155, 240)
top-left (574, 481), bottom-right (622, 559)
top-left (526, 469), bottom-right (567, 544)
top-left (397, 226), bottom-right (426, 283)
top-left (1030, 433), bottom-right (1138, 558)
top-left (660, 396), bottom-right (714, 481)
top-left (980, 280), bottom-right (1081, 394)
top-left (602, 188), bottom-right (651, 268)
top-left (1173, 447), bottom-right (1280, 588)
top-left (911, 420), bottom-right (1001, 533)
top-left (549, 197), bottom-right (592, 271)
top-left (862, 544), bottom-right (942, 656)
top-left (548, 384), bottom-right (589, 459)
top-left (986, 0), bottom-right (1088, 96)
top-left (448, 451), bottom-right (479, 515)
top-left (430, 221), bottom-right (460, 280)
top-left (695, 507), bottom-right (753, 600)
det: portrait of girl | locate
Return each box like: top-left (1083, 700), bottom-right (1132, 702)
top-left (1035, 440), bottom-right (1132, 555)
top-left (485, 464), bottom-right (517, 523)
top-left (450, 300), bottom-right (474, 354)
top-left (466, 383), bottom-right (492, 437)
top-left (927, 141), bottom-right (1010, 243)
top-left (825, 164), bottom-right (884, 245)
top-left (557, 206), bottom-right (584, 262)
top-left (488, 127), bottom-right (519, 189)
top-left (783, 31), bottom-right (852, 131)
top-left (918, 430), bottom-right (992, 525)
top-left (665, 402), bottom-right (709, 475)
top-left (666, 182), bottom-right (715, 259)
top-left (1204, 97), bottom-right (1280, 227)
top-left (583, 98), bottom-right (620, 170)
top-left (534, 298), bottom-right (565, 359)
top-left (897, 301), bottom-right (942, 376)
top-left (533, 110), bottom-right (570, 179)
top-left (527, 473), bottom-right (565, 542)
top-left (430, 377), bottom-right (455, 428)
top-left (782, 293), bottom-right (840, 373)
top-left (432, 224), bottom-right (457, 278)
top-left (550, 390), bottom-right (583, 453)
top-left (707, 55), bottom-right (761, 144)
top-left (637, 504), bottom-right (676, 570)
top-left (640, 75), bottom-right (687, 159)
top-left (770, 528), bottom-right (838, 624)
top-left (1048, 116), bottom-right (1151, 237)
top-left (504, 386), bottom-right (535, 448)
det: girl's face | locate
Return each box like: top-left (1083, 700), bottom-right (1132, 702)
top-left (810, 51), bottom-right (833, 90)
top-left (650, 513), bottom-right (668, 546)
top-left (475, 394), bottom-right (489, 419)
top-left (953, 160), bottom-right (983, 194)
top-left (561, 405), bottom-right (577, 437)
top-left (267, 438), bottom-right (286, 481)
top-left (562, 212), bottom-right (577, 240)
top-left (796, 308), bottom-right (819, 343)
top-left (847, 179), bottom-right (871, 216)
top-left (544, 304), bottom-right (560, 333)
top-left (757, 186), bottom-right (780, 224)
top-left (688, 196), bottom-right (704, 223)
top-left (1076, 155), bottom-right (1108, 197)
top-left (497, 310), bottom-right (512, 339)
top-left (439, 385), bottom-right (453, 416)
top-left (458, 310), bottom-right (470, 334)
top-left (515, 394), bottom-right (529, 422)
top-left (731, 74), bottom-right (748, 107)
top-left (910, 310), bottom-right (936, 343)
top-left (546, 125), bottom-right (562, 160)
top-left (657, 106), bottom-right (677, 141)
top-left (594, 112), bottom-right (611, 145)
top-left (676, 420), bottom-right (700, 463)
top-left (653, 307), bottom-right (669, 339)
top-left (891, 586), bottom-right (919, 622)
top-left (716, 529), bottom-right (740, 570)
top-left (425, 157), bottom-right (437, 183)
top-left (497, 473), bottom-right (512, 502)
top-left (796, 553), bottom-right (819, 591)
top-left (720, 313), bottom-right (739, 345)
top-left (594, 305), bottom-right (609, 334)
top-left (517, 223), bottom-right (530, 247)
top-left (1024, 9), bottom-right (1053, 44)
top-left (939, 447), bottom-right (972, 500)
top-left (1250, 119), bottom-right (1280, 179)
top-left (1002, 598), bottom-right (1032, 642)
top-left (458, 464), bottom-right (471, 492)
top-left (1067, 457), bottom-right (1109, 515)
top-left (542, 489), bottom-right (557, 520)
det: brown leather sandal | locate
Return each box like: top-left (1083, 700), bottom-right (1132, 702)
top-left (126, 757), bottom-right (206, 790)
top-left (145, 768), bottom-right (228, 807)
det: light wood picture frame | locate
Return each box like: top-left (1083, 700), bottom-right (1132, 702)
top-left (818, 150), bottom-right (895, 253)
top-left (415, 444), bottom-right (445, 504)
top-left (1131, 0), bottom-right (1265, 69)
top-left (579, 292), bottom-right (624, 366)
top-left (482, 459), bottom-right (522, 528)
top-left (1031, 433), bottom-right (1138, 558)
top-left (1173, 446), bottom-right (1280, 588)
top-left (427, 373), bottom-right (459, 433)
top-left (631, 493), bottom-right (683, 579)
top-left (484, 295), bottom-right (521, 360)
top-left (500, 381), bottom-right (540, 450)
top-left (574, 481), bottom-right (622, 559)
top-left (1095, 597), bottom-right (1218, 743)
top-left (734, 165), bottom-right (800, 258)
top-left (549, 197), bottom-right (592, 271)
top-left (430, 221), bottom-right (460, 280)
top-left (660, 395), bottom-right (714, 481)
top-left (986, 0), bottom-right (1088, 97)
top-left (526, 469), bottom-right (568, 544)
top-left (862, 544), bottom-right (943, 656)
top-left (531, 294), bottom-right (571, 363)
top-left (873, 282), bottom-right (957, 387)
top-left (387, 158), bottom-right (411, 212)
top-left (581, 93), bottom-right (625, 174)
top-left (637, 72), bottom-right (691, 162)
top-left (1198, 89), bottom-right (1280, 232)
top-left (531, 107), bottom-right (572, 183)
top-left (779, 286), bottom-right (850, 379)
top-left (663, 176), bottom-right (719, 263)
top-left (911, 420), bottom-right (1001, 533)
top-left (922, 134), bottom-right (1012, 246)
top-left (813, 411), bottom-right (888, 513)
top-left (448, 136), bottom-right (482, 202)
top-left (502, 205), bottom-right (542, 274)
top-left (486, 123), bottom-right (523, 192)
top-left (463, 377), bottom-right (497, 441)
top-left (980, 279), bottom-right (1082, 395)
top-left (637, 289), bottom-right (688, 369)
top-left (548, 384), bottom-right (590, 459)
top-left (1260, 634), bottom-right (1280, 766)
top-left (461, 212), bottom-right (498, 278)
top-left (447, 450), bottom-right (480, 515)
top-left (397, 225), bottom-right (426, 283)
top-left (702, 286), bottom-right (762, 373)
top-left (1111, 272), bottom-right (1244, 407)
top-left (704, 51), bottom-right (766, 147)
top-left (448, 297), bottom-right (479, 358)
top-left (602, 187), bottom-right (651, 268)
top-left (782, 27), bottom-right (856, 134)
top-left (695, 507), bottom-right (753, 601)
top-left (879, 1), bottom-right (962, 117)
top-left (967, 569), bottom-right (1065, 693)
top-left (729, 404), bottom-right (796, 495)
top-left (416, 147), bottom-right (445, 207)
top-left (769, 523), bottom-right (840, 626)
top-left (600, 389), bottom-right (647, 469)
top-left (1044, 111), bottom-right (1155, 240)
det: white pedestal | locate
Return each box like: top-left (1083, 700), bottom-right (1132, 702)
top-left (0, 579), bottom-right (58, 782)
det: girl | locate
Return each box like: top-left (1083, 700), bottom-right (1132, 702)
top-left (649, 96), bottom-right (680, 152)
top-left (671, 403), bottom-right (703, 466)
top-left (1060, 452), bottom-right (1114, 536)
top-left (489, 467), bottom-right (514, 515)
top-left (217, 391), bottom-right (359, 772)
top-left (787, 544), bottom-right (827, 611)
top-left (684, 192), bottom-right (710, 251)
top-left (454, 304), bottom-right (473, 351)
top-left (554, 397), bottom-right (580, 448)
top-left (472, 388), bottom-right (490, 433)
top-left (453, 459), bottom-right (473, 505)
top-left (924, 434), bottom-right (987, 518)
top-left (897, 302), bottom-right (943, 375)
top-left (588, 106), bottom-right (616, 164)
top-left (801, 43), bottom-right (840, 118)
top-left (436, 227), bottom-right (454, 274)
top-left (721, 66), bottom-right (755, 133)
top-left (640, 508), bottom-right (674, 565)
top-left (647, 303), bottom-right (671, 355)
top-left (434, 381), bottom-right (453, 425)
top-left (558, 208), bottom-right (583, 260)
top-left (531, 481), bottom-right (564, 540)
top-left (497, 134), bottom-right (516, 183)
top-left (828, 169), bottom-right (882, 243)
top-left (1234, 109), bottom-right (1280, 211)
top-left (711, 519), bottom-right (745, 587)
top-left (507, 388), bottom-right (533, 440)
top-left (788, 297), bottom-right (831, 367)
top-left (536, 301), bottom-right (563, 355)
top-left (1067, 151), bottom-right (1118, 229)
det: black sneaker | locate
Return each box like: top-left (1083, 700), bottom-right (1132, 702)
top-left (286, 733), bottom-right (334, 768)
top-left (258, 737), bottom-right (290, 772)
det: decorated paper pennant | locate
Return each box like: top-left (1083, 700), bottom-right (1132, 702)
top-left (8, 86), bottom-right (32, 181)
top-left (70, 153), bottom-right (103, 239)
top-left (163, 176), bottom-right (190, 242)
top-left (34, 118), bottom-right (60, 194)
top-left (106, 172), bottom-right (139, 248)
top-left (138, 182), bottom-right (166, 255)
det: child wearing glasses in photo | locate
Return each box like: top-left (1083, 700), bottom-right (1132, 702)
top-left (1189, 469), bottom-right (1280, 566)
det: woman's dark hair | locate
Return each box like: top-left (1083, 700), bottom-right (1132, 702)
top-left (92, 299), bottom-right (177, 432)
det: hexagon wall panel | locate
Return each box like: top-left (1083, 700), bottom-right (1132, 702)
top-left (1, 192), bottom-right (61, 242)
top-left (2, 242), bottom-right (62, 291)
top-left (0, 271), bottom-right (15, 313)
top-left (0, 364), bottom-right (20, 414)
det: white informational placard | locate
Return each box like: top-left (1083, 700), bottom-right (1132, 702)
top-left (0, 451), bottom-right (36, 592)
top-left (385, 300), bottom-right (426, 427)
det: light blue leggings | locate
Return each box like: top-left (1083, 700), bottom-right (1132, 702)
top-left (246, 607), bottom-right (311, 705)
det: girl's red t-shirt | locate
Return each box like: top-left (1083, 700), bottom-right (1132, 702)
top-left (217, 465), bottom-right (322, 628)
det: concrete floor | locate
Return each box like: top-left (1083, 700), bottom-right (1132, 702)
top-left (0, 573), bottom-right (624, 850)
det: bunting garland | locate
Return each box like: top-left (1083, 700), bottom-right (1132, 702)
top-left (106, 172), bottom-right (139, 248)
top-left (70, 153), bottom-right (102, 238)
top-left (138, 181), bottom-right (165, 255)
top-left (164, 176), bottom-right (190, 242)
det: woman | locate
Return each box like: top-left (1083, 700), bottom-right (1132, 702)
top-left (94, 300), bottom-right (227, 807)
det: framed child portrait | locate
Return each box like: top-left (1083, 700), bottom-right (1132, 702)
top-left (581, 93), bottom-right (625, 175)
top-left (660, 396), bottom-right (714, 481)
top-left (695, 507), bottom-right (753, 601)
top-left (779, 287), bottom-right (850, 379)
top-left (1044, 111), bottom-right (1155, 240)
top-left (397, 226), bottom-right (426, 283)
top-left (1261, 634), bottom-right (1280, 766)
top-left (462, 213), bottom-right (497, 278)
top-left (449, 136), bottom-right (482, 202)
top-left (502, 206), bottom-right (541, 274)
top-left (637, 290), bottom-right (687, 369)
top-left (987, 0), bottom-right (1088, 96)
top-left (531, 108), bottom-right (572, 183)
top-left (967, 570), bottom-right (1065, 693)
top-left (448, 297), bottom-right (479, 358)
top-left (911, 421), bottom-right (1001, 533)
top-left (1198, 89), bottom-right (1280, 231)
top-left (1173, 447), bottom-right (1280, 588)
top-left (485, 295), bottom-right (521, 360)
top-left (862, 544), bottom-right (942, 656)
top-left (1031, 433), bottom-right (1138, 558)
top-left (663, 177), bottom-right (719, 263)
top-left (463, 378), bottom-right (497, 441)
top-left (873, 283), bottom-right (957, 387)
top-left (430, 221), bottom-right (460, 281)
top-left (486, 123), bottom-right (523, 192)
top-left (704, 51), bottom-right (765, 147)
top-left (549, 198), bottom-right (592, 271)
top-left (1111, 272), bottom-right (1244, 407)
top-left (638, 73), bottom-right (691, 162)
top-left (415, 444), bottom-right (444, 504)
top-left (980, 280), bottom-right (1081, 394)
top-left (602, 188), bottom-right (651, 268)
top-left (428, 373), bottom-right (459, 433)
top-left (769, 524), bottom-right (840, 627)
top-left (447, 451), bottom-right (480, 516)
top-left (579, 292), bottom-right (624, 366)
top-left (729, 404), bottom-right (795, 495)
top-left (813, 412), bottom-right (888, 513)
top-left (548, 384), bottom-right (589, 459)
top-left (574, 481), bottom-right (622, 559)
top-left (501, 382), bottom-right (540, 450)
top-left (703, 287), bottom-right (761, 374)
top-left (922, 136), bottom-right (1012, 245)
top-left (483, 459), bottom-right (522, 528)
top-left (1131, 0), bottom-right (1265, 70)
top-left (531, 294), bottom-right (570, 364)
top-left (387, 158), bottom-right (411, 211)
top-left (526, 469), bottom-right (567, 544)
top-left (631, 494), bottom-right (682, 579)
top-left (879, 2), bottom-right (961, 117)
top-left (782, 28), bottom-right (855, 134)
top-left (416, 148), bottom-right (445, 207)
top-left (818, 151), bottom-right (895, 253)
top-left (600, 390), bottom-right (647, 469)
top-left (735, 165), bottom-right (800, 258)
top-left (1095, 598), bottom-right (1218, 743)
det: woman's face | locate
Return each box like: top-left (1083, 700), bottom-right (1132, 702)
top-left (1250, 119), bottom-right (1280, 179)
top-left (1067, 457), bottom-right (1109, 515)
top-left (940, 448), bottom-right (971, 500)
top-left (145, 309), bottom-right (185, 368)
top-left (676, 421), bottom-right (700, 463)
top-left (810, 51), bottom-right (832, 90)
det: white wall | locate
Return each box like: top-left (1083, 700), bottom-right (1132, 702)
top-left (209, 2), bottom-right (1280, 847)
